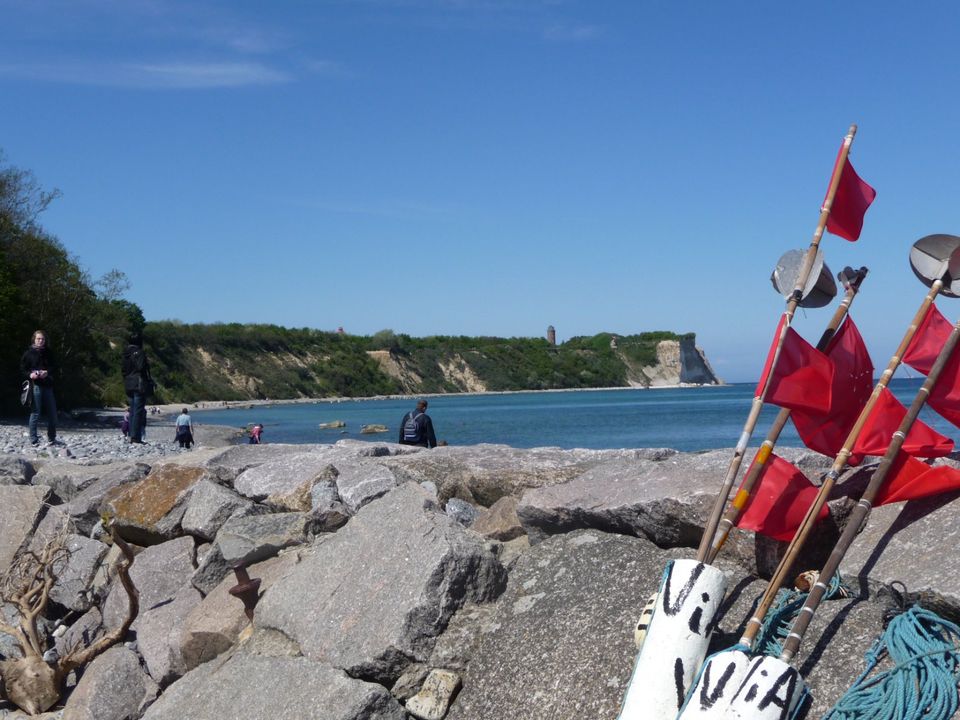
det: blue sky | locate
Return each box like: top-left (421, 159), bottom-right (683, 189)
top-left (2, 1), bottom-right (959, 383)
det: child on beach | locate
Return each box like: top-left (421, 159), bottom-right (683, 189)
top-left (120, 407), bottom-right (130, 437)
top-left (249, 423), bottom-right (263, 444)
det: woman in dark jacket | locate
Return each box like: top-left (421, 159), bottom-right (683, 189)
top-left (20, 329), bottom-right (59, 446)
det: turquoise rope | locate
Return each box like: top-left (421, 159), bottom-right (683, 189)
top-left (754, 573), bottom-right (850, 657)
top-left (822, 605), bottom-right (960, 720)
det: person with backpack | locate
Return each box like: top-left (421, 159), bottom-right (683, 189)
top-left (121, 335), bottom-right (154, 444)
top-left (398, 399), bottom-right (437, 448)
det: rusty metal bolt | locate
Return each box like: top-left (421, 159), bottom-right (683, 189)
top-left (228, 563), bottom-right (262, 621)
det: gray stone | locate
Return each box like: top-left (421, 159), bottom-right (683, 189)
top-left (0, 456), bottom-right (36, 485)
top-left (61, 646), bottom-right (158, 720)
top-left (419, 480), bottom-right (439, 500)
top-left (255, 483), bottom-right (507, 684)
top-left (180, 551), bottom-right (302, 671)
top-left (334, 462), bottom-right (399, 513)
top-left (470, 496), bottom-right (524, 541)
top-left (102, 536), bottom-right (196, 631)
top-left (190, 512), bottom-right (309, 595)
top-left (50, 534), bottom-right (109, 612)
top-left (445, 530), bottom-right (661, 720)
top-left (310, 476), bottom-right (340, 510)
top-left (406, 669), bottom-right (461, 720)
top-left (234, 452), bottom-right (340, 501)
top-left (390, 662), bottom-right (430, 701)
top-left (55, 609), bottom-right (103, 659)
top-left (514, 450), bottom-right (832, 573)
top-left (62, 463), bottom-right (151, 535)
top-left (839, 488), bottom-right (960, 617)
top-left (380, 443), bottom-right (680, 506)
top-left (135, 584), bottom-right (203, 685)
top-left (103, 464), bottom-right (207, 545)
top-left (31, 463), bottom-right (102, 502)
top-left (199, 443), bottom-right (334, 483)
top-left (180, 480), bottom-right (253, 541)
top-left (0, 484), bottom-right (50, 574)
top-left (217, 512), bottom-right (310, 564)
top-left (428, 603), bottom-right (499, 671)
top-left (140, 653), bottom-right (406, 720)
top-left (445, 498), bottom-right (480, 527)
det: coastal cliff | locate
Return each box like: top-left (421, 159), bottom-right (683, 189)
top-left (142, 324), bottom-right (722, 402)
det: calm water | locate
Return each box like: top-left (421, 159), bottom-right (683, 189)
top-left (189, 378), bottom-right (956, 453)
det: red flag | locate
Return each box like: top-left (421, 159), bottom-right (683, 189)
top-left (852, 387), bottom-right (954, 458)
top-left (792, 317), bottom-right (873, 465)
top-left (756, 316), bottom-right (834, 414)
top-left (875, 453), bottom-right (960, 505)
top-left (903, 304), bottom-right (960, 429)
top-left (824, 147), bottom-right (876, 241)
top-left (736, 454), bottom-right (828, 542)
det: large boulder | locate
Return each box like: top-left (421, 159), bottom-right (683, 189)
top-left (180, 551), bottom-right (303, 671)
top-left (335, 462), bottom-right (399, 513)
top-left (255, 482), bottom-right (507, 684)
top-left (61, 646), bottom-right (158, 720)
top-left (0, 484), bottom-right (50, 574)
top-left (103, 464), bottom-right (208, 545)
top-left (136, 584), bottom-right (203, 685)
top-left (31, 463), bottom-right (104, 502)
top-left (380, 444), bottom-right (679, 506)
top-left (102, 536), bottom-right (196, 631)
top-left (179, 480), bottom-right (253, 541)
top-left (63, 462), bottom-right (151, 535)
top-left (0, 456), bottom-right (36, 485)
top-left (470, 496), bottom-right (524, 541)
top-left (839, 487), bottom-right (960, 617)
top-left (141, 653), bottom-right (407, 720)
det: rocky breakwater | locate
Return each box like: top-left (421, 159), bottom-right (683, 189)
top-left (0, 440), bottom-right (958, 719)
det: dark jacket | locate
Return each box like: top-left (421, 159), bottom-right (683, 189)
top-left (21, 346), bottom-right (54, 387)
top-left (398, 410), bottom-right (437, 448)
top-left (121, 344), bottom-right (153, 396)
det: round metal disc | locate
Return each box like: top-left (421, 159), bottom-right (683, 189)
top-left (770, 248), bottom-right (838, 308)
top-left (910, 234), bottom-right (960, 298)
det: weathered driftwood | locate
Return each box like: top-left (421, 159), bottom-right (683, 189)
top-left (0, 520), bottom-right (139, 715)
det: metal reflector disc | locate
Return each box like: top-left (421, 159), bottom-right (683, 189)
top-left (910, 234), bottom-right (960, 298)
top-left (770, 248), bottom-right (838, 308)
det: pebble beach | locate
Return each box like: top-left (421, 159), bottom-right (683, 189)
top-left (0, 410), bottom-right (241, 463)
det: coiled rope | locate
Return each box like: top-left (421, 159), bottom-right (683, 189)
top-left (821, 604), bottom-right (960, 720)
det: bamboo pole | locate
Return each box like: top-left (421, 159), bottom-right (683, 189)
top-left (738, 276), bottom-right (945, 647)
top-left (705, 267), bottom-right (868, 564)
top-left (696, 125), bottom-right (859, 561)
top-left (779, 317), bottom-right (960, 661)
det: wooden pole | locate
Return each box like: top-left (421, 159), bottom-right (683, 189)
top-left (738, 276), bottom-right (946, 647)
top-left (779, 317), bottom-right (960, 661)
top-left (696, 125), bottom-right (859, 561)
top-left (705, 268), bottom-right (868, 564)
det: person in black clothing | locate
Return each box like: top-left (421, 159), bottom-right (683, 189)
top-left (20, 329), bottom-right (59, 446)
top-left (398, 399), bottom-right (437, 448)
top-left (121, 336), bottom-right (153, 444)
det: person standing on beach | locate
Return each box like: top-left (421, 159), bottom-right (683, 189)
top-left (398, 400), bottom-right (437, 448)
top-left (20, 329), bottom-right (60, 446)
top-left (121, 336), bottom-right (154, 444)
top-left (175, 408), bottom-right (194, 448)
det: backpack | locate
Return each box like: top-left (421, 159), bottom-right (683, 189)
top-left (402, 412), bottom-right (423, 443)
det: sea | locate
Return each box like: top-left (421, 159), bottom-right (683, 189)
top-left (189, 377), bottom-right (956, 453)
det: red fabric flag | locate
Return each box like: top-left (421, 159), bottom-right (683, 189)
top-left (851, 387), bottom-right (954, 458)
top-left (824, 147), bottom-right (876, 241)
top-left (903, 304), bottom-right (960, 429)
top-left (736, 453), bottom-right (828, 542)
top-left (756, 316), bottom-right (834, 414)
top-left (792, 317), bottom-right (873, 465)
top-left (875, 453), bottom-right (960, 505)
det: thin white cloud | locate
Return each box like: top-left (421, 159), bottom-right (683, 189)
top-left (0, 60), bottom-right (290, 88)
